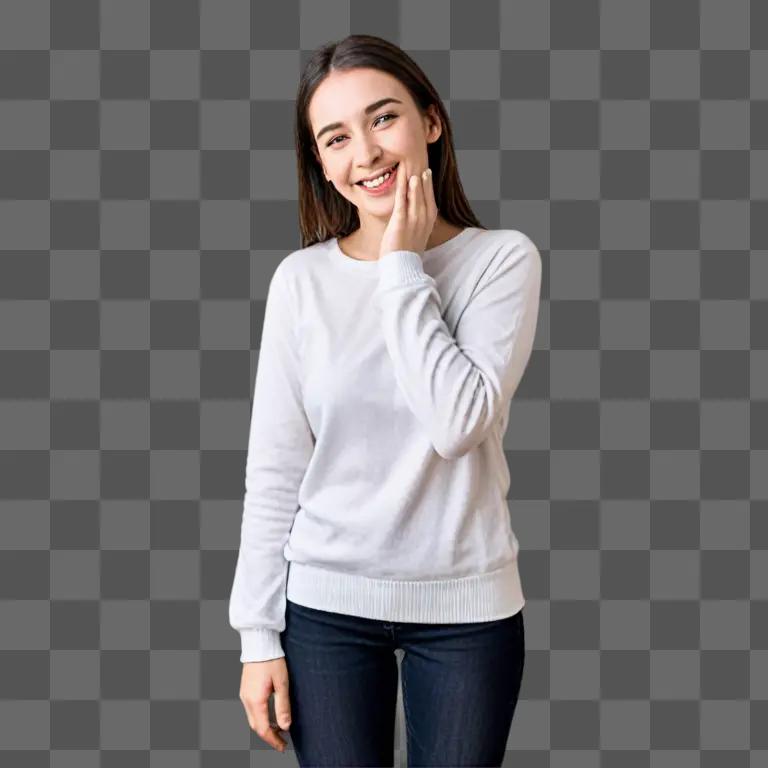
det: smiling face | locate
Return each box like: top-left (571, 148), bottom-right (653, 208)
top-left (308, 67), bottom-right (442, 221)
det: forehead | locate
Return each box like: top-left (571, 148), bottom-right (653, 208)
top-left (309, 68), bottom-right (410, 127)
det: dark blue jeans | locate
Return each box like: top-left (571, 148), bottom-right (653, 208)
top-left (280, 598), bottom-right (525, 767)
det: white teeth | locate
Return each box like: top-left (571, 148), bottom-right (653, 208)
top-left (360, 166), bottom-right (396, 188)
top-left (362, 172), bottom-right (391, 188)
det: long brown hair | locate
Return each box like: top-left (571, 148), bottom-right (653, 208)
top-left (295, 34), bottom-right (486, 249)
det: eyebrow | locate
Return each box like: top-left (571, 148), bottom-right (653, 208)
top-left (315, 97), bottom-right (404, 141)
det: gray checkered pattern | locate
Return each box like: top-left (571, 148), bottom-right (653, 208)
top-left (1, 0), bottom-right (766, 766)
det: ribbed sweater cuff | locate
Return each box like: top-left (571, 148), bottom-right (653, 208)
top-left (239, 628), bottom-right (284, 663)
top-left (377, 249), bottom-right (428, 287)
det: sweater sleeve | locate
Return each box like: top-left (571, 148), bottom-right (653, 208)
top-left (228, 260), bottom-right (314, 663)
top-left (373, 234), bottom-right (542, 460)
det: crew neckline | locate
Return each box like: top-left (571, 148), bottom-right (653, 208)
top-left (329, 226), bottom-right (478, 272)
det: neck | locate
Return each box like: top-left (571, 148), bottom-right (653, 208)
top-left (348, 215), bottom-right (455, 257)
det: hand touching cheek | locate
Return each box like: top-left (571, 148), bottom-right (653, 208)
top-left (378, 165), bottom-right (438, 260)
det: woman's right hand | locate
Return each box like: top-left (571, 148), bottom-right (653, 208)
top-left (239, 657), bottom-right (292, 753)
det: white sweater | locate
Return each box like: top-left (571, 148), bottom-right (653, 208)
top-left (229, 226), bottom-right (542, 663)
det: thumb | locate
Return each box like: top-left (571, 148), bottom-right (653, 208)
top-left (273, 676), bottom-right (292, 730)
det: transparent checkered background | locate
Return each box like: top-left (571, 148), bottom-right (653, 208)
top-left (1, 0), bottom-right (767, 766)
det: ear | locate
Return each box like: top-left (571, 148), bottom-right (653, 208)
top-left (424, 103), bottom-right (443, 144)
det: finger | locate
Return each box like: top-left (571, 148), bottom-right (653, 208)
top-left (408, 173), bottom-right (419, 222)
top-left (273, 675), bottom-right (292, 731)
top-left (393, 160), bottom-right (407, 219)
top-left (248, 697), bottom-right (288, 753)
top-left (422, 167), bottom-right (437, 217)
top-left (416, 168), bottom-right (427, 220)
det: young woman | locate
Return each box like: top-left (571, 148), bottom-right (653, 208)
top-left (230, 33), bottom-right (542, 766)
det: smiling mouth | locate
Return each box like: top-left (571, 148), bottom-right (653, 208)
top-left (354, 163), bottom-right (399, 186)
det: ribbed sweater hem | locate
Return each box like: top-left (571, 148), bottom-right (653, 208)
top-left (285, 558), bottom-right (525, 624)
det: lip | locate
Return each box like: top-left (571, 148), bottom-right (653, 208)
top-left (355, 163), bottom-right (398, 195)
top-left (355, 163), bottom-right (398, 184)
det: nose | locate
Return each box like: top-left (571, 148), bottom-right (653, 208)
top-left (353, 134), bottom-right (386, 166)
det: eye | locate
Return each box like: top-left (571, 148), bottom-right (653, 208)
top-left (326, 113), bottom-right (397, 147)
